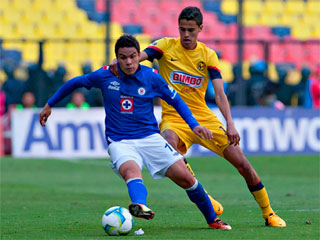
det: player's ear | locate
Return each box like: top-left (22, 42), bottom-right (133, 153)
top-left (199, 24), bottom-right (203, 32)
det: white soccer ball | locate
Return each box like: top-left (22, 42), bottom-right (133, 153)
top-left (102, 206), bottom-right (134, 236)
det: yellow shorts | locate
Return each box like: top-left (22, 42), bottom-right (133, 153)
top-left (159, 115), bottom-right (229, 157)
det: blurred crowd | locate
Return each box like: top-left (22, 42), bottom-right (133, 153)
top-left (0, 43), bottom-right (319, 116)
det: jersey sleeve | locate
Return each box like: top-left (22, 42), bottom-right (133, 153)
top-left (207, 48), bottom-right (222, 80)
top-left (47, 69), bottom-right (102, 107)
top-left (153, 73), bottom-right (199, 130)
top-left (143, 38), bottom-right (168, 61)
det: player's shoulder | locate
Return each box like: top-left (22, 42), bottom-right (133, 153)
top-left (140, 65), bottom-right (159, 75)
top-left (197, 41), bottom-right (217, 54)
top-left (88, 65), bottom-right (115, 81)
top-left (151, 37), bottom-right (178, 47)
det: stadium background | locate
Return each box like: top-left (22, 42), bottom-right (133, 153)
top-left (0, 0), bottom-right (319, 157)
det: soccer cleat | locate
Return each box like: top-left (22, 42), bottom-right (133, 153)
top-left (129, 203), bottom-right (155, 220)
top-left (206, 191), bottom-right (224, 216)
top-left (265, 213), bottom-right (286, 227)
top-left (208, 218), bottom-right (232, 230)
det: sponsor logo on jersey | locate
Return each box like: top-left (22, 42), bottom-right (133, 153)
top-left (197, 61), bottom-right (206, 71)
top-left (150, 41), bottom-right (158, 46)
top-left (138, 87), bottom-right (146, 96)
top-left (170, 71), bottom-right (204, 88)
top-left (120, 96), bottom-right (133, 113)
top-left (108, 81), bottom-right (120, 91)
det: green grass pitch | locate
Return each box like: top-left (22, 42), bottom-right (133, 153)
top-left (1, 155), bottom-right (319, 239)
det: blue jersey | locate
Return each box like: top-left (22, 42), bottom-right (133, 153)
top-left (48, 64), bottom-right (199, 141)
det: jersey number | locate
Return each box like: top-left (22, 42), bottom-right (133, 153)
top-left (165, 143), bottom-right (173, 152)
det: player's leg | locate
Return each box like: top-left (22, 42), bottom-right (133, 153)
top-left (223, 145), bottom-right (286, 227)
top-left (162, 129), bottom-right (224, 216)
top-left (118, 161), bottom-right (155, 220)
top-left (165, 159), bottom-right (231, 230)
top-left (108, 141), bottom-right (154, 220)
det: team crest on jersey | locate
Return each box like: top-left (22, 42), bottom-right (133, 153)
top-left (120, 96), bottom-right (133, 114)
top-left (138, 87), bottom-right (146, 95)
top-left (197, 61), bottom-right (206, 72)
top-left (169, 71), bottom-right (204, 88)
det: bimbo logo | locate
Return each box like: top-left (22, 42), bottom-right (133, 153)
top-left (170, 71), bottom-right (204, 88)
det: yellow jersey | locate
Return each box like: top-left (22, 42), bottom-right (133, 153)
top-left (145, 37), bottom-right (222, 122)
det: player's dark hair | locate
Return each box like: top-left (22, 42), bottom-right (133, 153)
top-left (178, 6), bottom-right (203, 26)
top-left (115, 34), bottom-right (140, 57)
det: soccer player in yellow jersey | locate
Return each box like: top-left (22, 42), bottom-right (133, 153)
top-left (139, 7), bottom-right (285, 228)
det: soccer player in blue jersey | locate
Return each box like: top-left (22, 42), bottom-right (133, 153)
top-left (39, 35), bottom-right (231, 230)
top-left (110, 6), bottom-right (286, 228)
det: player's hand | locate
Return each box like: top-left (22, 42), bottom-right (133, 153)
top-left (193, 125), bottom-right (213, 140)
top-left (40, 103), bottom-right (52, 127)
top-left (226, 122), bottom-right (240, 146)
top-left (109, 58), bottom-right (120, 78)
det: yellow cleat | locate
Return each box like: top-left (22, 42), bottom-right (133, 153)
top-left (265, 213), bottom-right (286, 227)
top-left (206, 191), bottom-right (224, 216)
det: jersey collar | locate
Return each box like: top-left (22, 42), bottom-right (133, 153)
top-left (117, 63), bottom-right (142, 80)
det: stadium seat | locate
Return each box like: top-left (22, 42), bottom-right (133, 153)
top-left (22, 42), bottom-right (39, 62)
top-left (202, 0), bottom-right (221, 14)
top-left (311, 27), bottom-right (320, 39)
top-left (218, 13), bottom-right (237, 25)
top-left (139, 0), bottom-right (159, 12)
top-left (0, 24), bottom-right (15, 39)
top-left (42, 10), bottom-right (66, 24)
top-left (243, 0), bottom-right (264, 15)
top-left (244, 26), bottom-right (274, 40)
top-left (258, 14), bottom-right (280, 27)
top-left (159, 0), bottom-right (181, 12)
top-left (270, 43), bottom-right (288, 64)
top-left (284, 0), bottom-right (306, 15)
top-left (221, 0), bottom-right (238, 15)
top-left (219, 59), bottom-right (234, 83)
top-left (306, 0), bottom-right (320, 14)
top-left (263, 0), bottom-right (284, 15)
top-left (279, 14), bottom-right (302, 27)
top-left (123, 25), bottom-right (143, 35)
top-left (217, 43), bottom-right (237, 63)
top-left (2, 9), bottom-right (22, 23)
top-left (181, 0), bottom-right (203, 10)
top-left (244, 43), bottom-right (264, 61)
top-left (271, 27), bottom-right (291, 38)
top-left (22, 9), bottom-right (44, 24)
top-left (291, 25), bottom-right (313, 41)
top-left (243, 13), bottom-right (260, 27)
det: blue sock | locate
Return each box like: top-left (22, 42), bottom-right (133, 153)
top-left (126, 178), bottom-right (148, 206)
top-left (186, 181), bottom-right (217, 224)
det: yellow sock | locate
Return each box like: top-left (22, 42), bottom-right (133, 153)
top-left (251, 187), bottom-right (274, 219)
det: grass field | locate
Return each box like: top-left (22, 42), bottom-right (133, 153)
top-left (1, 155), bottom-right (319, 239)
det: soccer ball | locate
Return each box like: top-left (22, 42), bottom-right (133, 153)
top-left (102, 206), bottom-right (134, 236)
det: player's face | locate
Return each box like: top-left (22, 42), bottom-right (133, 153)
top-left (178, 19), bottom-right (203, 50)
top-left (117, 47), bottom-right (140, 75)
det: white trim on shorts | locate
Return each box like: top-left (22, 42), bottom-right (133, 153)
top-left (107, 133), bottom-right (183, 179)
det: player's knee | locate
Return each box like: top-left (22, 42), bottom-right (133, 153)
top-left (181, 174), bottom-right (196, 189)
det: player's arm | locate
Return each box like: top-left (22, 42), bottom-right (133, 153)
top-left (212, 77), bottom-right (240, 145)
top-left (39, 75), bottom-right (93, 126)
